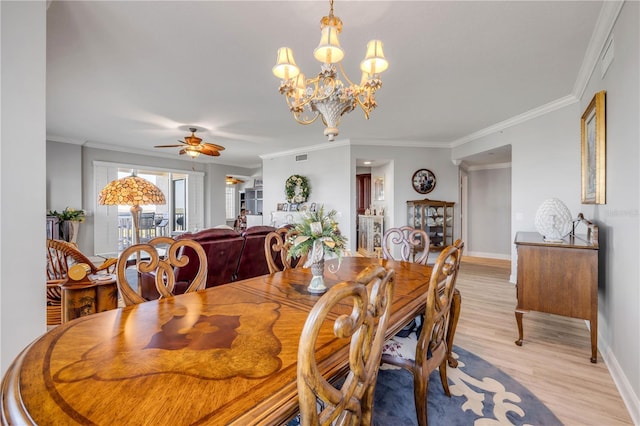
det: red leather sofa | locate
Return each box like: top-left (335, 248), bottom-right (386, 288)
top-left (139, 225), bottom-right (277, 300)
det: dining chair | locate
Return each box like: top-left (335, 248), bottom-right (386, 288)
top-left (264, 227), bottom-right (307, 274)
top-left (46, 239), bottom-right (117, 325)
top-left (445, 239), bottom-right (464, 368)
top-left (380, 244), bottom-right (461, 426)
top-left (381, 226), bottom-right (430, 338)
top-left (297, 265), bottom-right (395, 425)
top-left (381, 226), bottom-right (430, 265)
top-left (116, 236), bottom-right (207, 306)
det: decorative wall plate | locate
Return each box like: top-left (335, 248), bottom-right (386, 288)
top-left (412, 169), bottom-right (436, 194)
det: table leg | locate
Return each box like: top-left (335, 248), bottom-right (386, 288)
top-left (515, 310), bottom-right (524, 346)
top-left (447, 289), bottom-right (461, 368)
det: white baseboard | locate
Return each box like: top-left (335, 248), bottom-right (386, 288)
top-left (598, 333), bottom-right (640, 425)
top-left (466, 251), bottom-right (512, 260)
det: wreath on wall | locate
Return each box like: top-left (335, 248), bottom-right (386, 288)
top-left (285, 175), bottom-right (310, 203)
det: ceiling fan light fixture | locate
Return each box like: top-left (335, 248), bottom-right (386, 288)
top-left (185, 147), bottom-right (201, 158)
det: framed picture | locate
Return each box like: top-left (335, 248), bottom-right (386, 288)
top-left (412, 169), bottom-right (436, 194)
top-left (276, 203), bottom-right (286, 211)
top-left (289, 203), bottom-right (299, 212)
top-left (309, 202), bottom-right (317, 213)
top-left (374, 176), bottom-right (384, 201)
top-left (282, 203), bottom-right (289, 212)
top-left (581, 90), bottom-right (606, 204)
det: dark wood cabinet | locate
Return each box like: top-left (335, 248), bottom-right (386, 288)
top-left (406, 199), bottom-right (455, 250)
top-left (514, 223), bottom-right (599, 362)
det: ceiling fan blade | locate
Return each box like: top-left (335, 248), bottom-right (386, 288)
top-left (199, 146), bottom-right (221, 156)
top-left (155, 144), bottom-right (186, 148)
top-left (202, 142), bottom-right (226, 151)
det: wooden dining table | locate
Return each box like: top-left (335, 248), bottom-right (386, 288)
top-left (1, 257), bottom-right (434, 425)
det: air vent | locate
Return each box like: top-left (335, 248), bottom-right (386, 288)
top-left (295, 153), bottom-right (308, 162)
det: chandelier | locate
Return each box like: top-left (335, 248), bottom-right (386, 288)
top-left (272, 0), bottom-right (388, 141)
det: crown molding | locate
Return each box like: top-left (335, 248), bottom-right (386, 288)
top-left (47, 135), bottom-right (86, 145)
top-left (349, 139), bottom-right (449, 148)
top-left (450, 95), bottom-right (578, 147)
top-left (82, 141), bottom-right (260, 169)
top-left (572, 1), bottom-right (625, 100)
top-left (260, 139), bottom-right (351, 160)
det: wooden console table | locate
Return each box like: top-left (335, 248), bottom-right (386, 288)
top-left (514, 219), bottom-right (599, 362)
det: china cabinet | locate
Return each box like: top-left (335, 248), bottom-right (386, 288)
top-left (406, 199), bottom-right (455, 250)
top-left (357, 215), bottom-right (384, 257)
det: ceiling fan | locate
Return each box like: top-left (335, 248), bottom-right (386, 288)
top-left (154, 128), bottom-right (225, 158)
top-left (226, 176), bottom-right (245, 185)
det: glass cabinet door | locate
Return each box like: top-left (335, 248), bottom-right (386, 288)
top-left (407, 200), bottom-right (455, 251)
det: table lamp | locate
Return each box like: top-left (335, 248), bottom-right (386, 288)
top-left (98, 174), bottom-right (166, 246)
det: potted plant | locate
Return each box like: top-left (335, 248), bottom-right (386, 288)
top-left (287, 205), bottom-right (347, 293)
top-left (48, 207), bottom-right (85, 243)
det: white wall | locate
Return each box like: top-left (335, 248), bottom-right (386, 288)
top-left (46, 141), bottom-right (82, 212)
top-left (580, 1), bottom-right (639, 418)
top-left (263, 142), bottom-right (353, 248)
top-left (466, 165), bottom-right (512, 258)
top-left (1, 1), bottom-right (47, 375)
top-left (451, 2), bottom-right (639, 418)
top-left (263, 142), bottom-right (461, 254)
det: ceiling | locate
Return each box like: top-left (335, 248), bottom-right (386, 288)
top-left (46, 1), bottom-right (603, 168)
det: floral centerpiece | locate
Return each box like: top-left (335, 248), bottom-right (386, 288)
top-left (285, 174), bottom-right (310, 203)
top-left (287, 205), bottom-right (347, 293)
top-left (48, 207), bottom-right (85, 242)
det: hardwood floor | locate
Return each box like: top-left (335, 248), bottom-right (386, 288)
top-left (454, 256), bottom-right (633, 425)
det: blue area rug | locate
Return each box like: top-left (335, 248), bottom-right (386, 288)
top-left (373, 345), bottom-right (562, 425)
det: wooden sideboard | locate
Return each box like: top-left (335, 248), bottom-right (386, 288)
top-left (514, 221), bottom-right (599, 363)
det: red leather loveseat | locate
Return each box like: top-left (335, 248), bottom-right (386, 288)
top-left (139, 225), bottom-right (277, 300)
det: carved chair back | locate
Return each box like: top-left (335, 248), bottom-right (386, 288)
top-left (116, 236), bottom-right (207, 306)
top-left (297, 265), bottom-right (395, 425)
top-left (264, 227), bottom-right (307, 274)
top-left (381, 244), bottom-right (461, 426)
top-left (381, 226), bottom-right (430, 265)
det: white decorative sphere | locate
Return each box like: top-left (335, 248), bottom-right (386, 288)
top-left (534, 198), bottom-right (573, 241)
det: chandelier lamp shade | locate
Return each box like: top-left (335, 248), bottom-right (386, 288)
top-left (272, 0), bottom-right (388, 141)
top-left (98, 174), bottom-right (166, 246)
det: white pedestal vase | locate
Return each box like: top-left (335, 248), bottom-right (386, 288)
top-left (308, 259), bottom-right (327, 294)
